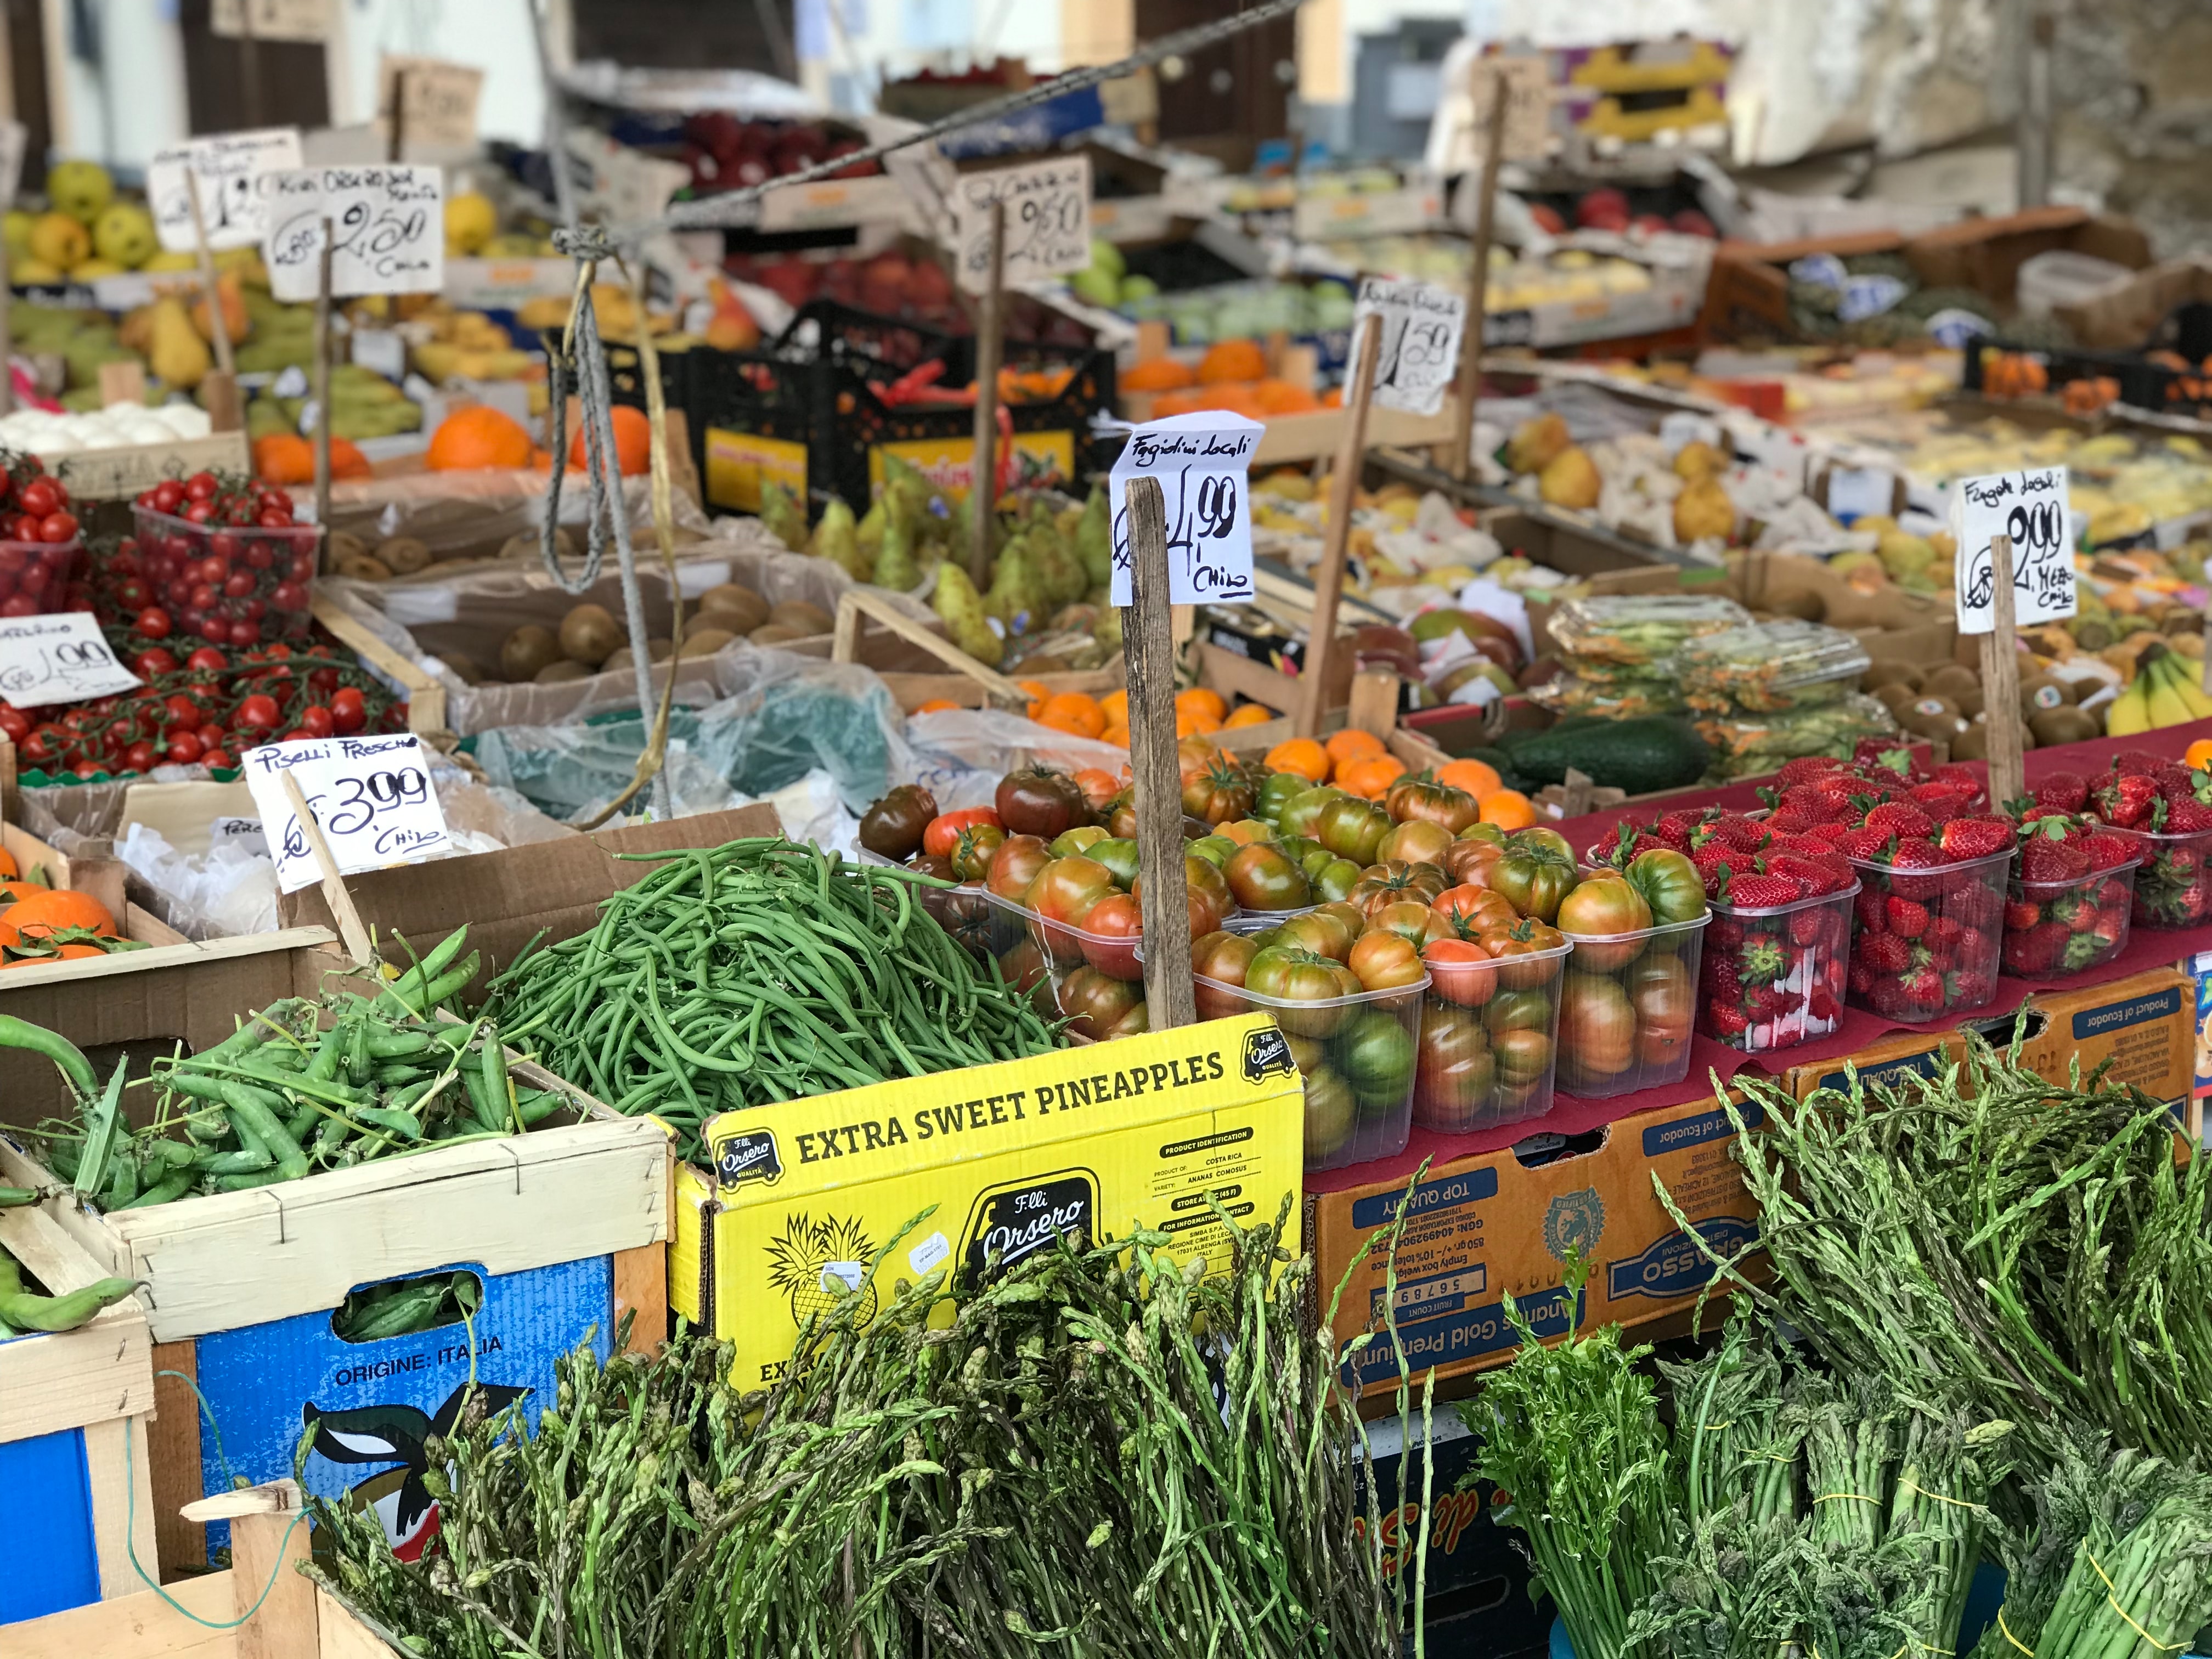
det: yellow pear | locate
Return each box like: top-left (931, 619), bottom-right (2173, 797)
top-left (11, 257), bottom-right (60, 285)
top-left (1673, 440), bottom-right (1725, 482)
top-left (28, 212), bottom-right (90, 272)
top-left (1673, 477), bottom-right (1736, 544)
top-left (1538, 445), bottom-right (1601, 510)
top-left (148, 296), bottom-right (212, 389)
top-left (1506, 412), bottom-right (1572, 475)
top-left (142, 249), bottom-right (199, 273)
top-left (444, 191), bottom-right (497, 256)
top-left (2, 210), bottom-right (31, 258)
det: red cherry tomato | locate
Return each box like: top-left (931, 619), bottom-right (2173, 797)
top-left (115, 579), bottom-right (150, 610)
top-left (133, 648), bottom-right (178, 678)
top-left (223, 572), bottom-right (255, 597)
top-left (165, 731), bottom-right (204, 764)
top-left (184, 472), bottom-right (218, 501)
top-left (257, 506), bottom-right (294, 527)
top-left (152, 479), bottom-right (186, 514)
top-left (184, 501), bottom-right (215, 525)
top-left (269, 580), bottom-right (308, 612)
top-left (277, 727), bottom-right (315, 742)
top-left (242, 541), bottom-right (274, 570)
top-left (210, 533), bottom-right (240, 563)
top-left (298, 704), bottom-right (335, 738)
top-left (235, 693), bottom-right (280, 731)
top-left (329, 686), bottom-right (368, 734)
top-left (228, 617), bottom-right (260, 645)
top-left (161, 694), bottom-right (199, 724)
top-left (135, 607), bottom-right (173, 639)
top-left (17, 479), bottom-right (58, 518)
top-left (0, 707), bottom-right (25, 743)
top-left (188, 583), bottom-right (218, 611)
top-left (185, 647), bottom-right (226, 674)
top-left (196, 722), bottom-right (224, 748)
top-left (123, 740), bottom-right (157, 771)
top-left (201, 747), bottom-right (234, 769)
top-left (38, 512), bottom-right (76, 544)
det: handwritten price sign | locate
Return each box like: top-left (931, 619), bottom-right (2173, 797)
top-left (241, 734), bottom-right (452, 895)
top-left (0, 612), bottom-right (142, 708)
top-left (148, 129), bottom-right (304, 253)
top-left (1951, 465), bottom-right (2075, 634)
top-left (1346, 277), bottom-right (1466, 416)
top-left (947, 155), bottom-right (1092, 296)
top-left (263, 165), bottom-right (444, 302)
top-left (1108, 412), bottom-right (1261, 606)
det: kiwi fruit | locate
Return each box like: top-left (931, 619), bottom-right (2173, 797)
top-left (1923, 664), bottom-right (1981, 701)
top-left (1945, 681), bottom-right (1985, 718)
top-left (328, 530), bottom-right (370, 565)
top-left (2019, 673), bottom-right (2076, 710)
top-left (2029, 707), bottom-right (2101, 746)
top-left (336, 553), bottom-right (394, 581)
top-left (1949, 723), bottom-right (1989, 760)
top-left (559, 602), bottom-right (624, 667)
top-left (534, 659), bottom-right (591, 684)
top-left (1900, 695), bottom-right (1965, 740)
top-left (768, 600), bottom-right (833, 637)
top-left (603, 639), bottom-right (676, 675)
top-left (1864, 659), bottom-right (1921, 692)
top-left (698, 584), bottom-right (769, 633)
top-left (500, 624), bottom-right (563, 682)
top-left (441, 651), bottom-right (484, 685)
top-left (377, 535), bottom-right (432, 575)
top-left (675, 627), bottom-right (736, 660)
top-left (749, 622), bottom-right (804, 645)
top-left (1872, 682), bottom-right (1920, 717)
top-left (500, 527), bottom-right (577, 563)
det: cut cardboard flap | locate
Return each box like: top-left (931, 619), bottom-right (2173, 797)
top-left (276, 804), bottom-right (783, 992)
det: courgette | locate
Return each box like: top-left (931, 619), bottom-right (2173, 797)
top-left (1501, 716), bottom-right (1711, 796)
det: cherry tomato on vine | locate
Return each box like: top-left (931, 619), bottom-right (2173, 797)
top-left (136, 607), bottom-right (172, 639)
top-left (165, 731), bottom-right (204, 764)
top-left (234, 694), bottom-right (280, 732)
top-left (329, 687), bottom-right (367, 735)
top-left (185, 646), bottom-right (227, 674)
top-left (298, 704), bottom-right (334, 738)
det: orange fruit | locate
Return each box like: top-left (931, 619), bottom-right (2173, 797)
top-left (1324, 728), bottom-right (1386, 767)
top-left (1039, 692), bottom-right (1107, 739)
top-left (428, 404), bottom-right (534, 471)
top-left (567, 403), bottom-right (653, 476)
top-left (2186, 738), bottom-right (2212, 771)
top-left (1101, 725), bottom-right (1130, 748)
top-left (913, 698), bottom-right (961, 713)
top-left (1018, 679), bottom-right (1052, 720)
top-left (0, 848), bottom-right (18, 880)
top-left (1436, 758), bottom-right (1503, 798)
top-left (1175, 687), bottom-right (1227, 724)
top-left (1265, 737), bottom-right (1330, 783)
top-left (1338, 754), bottom-right (1407, 799)
top-left (3, 888), bottom-right (116, 938)
top-left (1479, 788), bottom-right (1538, 830)
top-left (1175, 707), bottom-right (1223, 737)
top-left (1222, 702), bottom-right (1277, 730)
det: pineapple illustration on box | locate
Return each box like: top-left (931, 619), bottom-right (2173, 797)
top-left (766, 1212), bottom-right (879, 1330)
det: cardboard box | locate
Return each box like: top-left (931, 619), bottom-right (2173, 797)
top-left (672, 1014), bottom-right (1306, 1384)
top-left (2055, 255), bottom-right (2212, 352)
top-left (2003, 967), bottom-right (2194, 1113)
top-left (1308, 1092), bottom-right (1765, 1401)
top-left (0, 1190), bottom-right (155, 1621)
top-left (1784, 1027), bottom-right (1960, 1099)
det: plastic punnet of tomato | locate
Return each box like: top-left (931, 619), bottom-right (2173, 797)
top-left (1186, 922), bottom-right (1428, 1172)
top-left (1555, 904), bottom-right (1709, 1100)
top-left (0, 531), bottom-right (88, 617)
top-left (131, 488), bottom-right (321, 646)
top-left (1413, 920), bottom-right (1571, 1137)
top-left (1699, 881), bottom-right (1859, 1054)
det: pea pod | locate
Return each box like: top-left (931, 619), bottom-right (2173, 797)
top-left (75, 1057), bottom-right (130, 1203)
top-left (0, 1248), bottom-right (140, 1333)
top-left (0, 1187), bottom-right (36, 1207)
top-left (0, 1016), bottom-right (98, 1100)
top-left (122, 1171), bottom-right (193, 1209)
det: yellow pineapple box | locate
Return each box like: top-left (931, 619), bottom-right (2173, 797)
top-left (668, 1014), bottom-right (1306, 1383)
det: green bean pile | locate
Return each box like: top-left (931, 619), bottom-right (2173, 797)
top-left (489, 837), bottom-right (1064, 1157)
top-left (309, 1200), bottom-right (1409, 1658)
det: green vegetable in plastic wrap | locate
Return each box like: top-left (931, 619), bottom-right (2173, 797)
top-left (760, 478), bottom-right (808, 552)
top-left (1678, 620), bottom-right (1871, 715)
top-left (874, 511), bottom-right (920, 591)
top-left (934, 562), bottom-right (1003, 667)
top-left (1076, 484), bottom-right (1112, 587)
top-left (808, 496), bottom-right (869, 583)
top-left (1547, 595), bottom-right (1753, 667)
top-left (1527, 673), bottom-right (1686, 718)
top-left (1694, 692), bottom-right (1899, 778)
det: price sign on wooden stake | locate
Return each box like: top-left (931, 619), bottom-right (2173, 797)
top-left (1951, 465), bottom-right (2075, 633)
top-left (946, 155), bottom-right (1092, 295)
top-left (1345, 277), bottom-right (1466, 416)
top-left (1468, 57), bottom-right (1553, 163)
top-left (1108, 412), bottom-right (1261, 606)
top-left (263, 165), bottom-right (444, 301)
top-left (0, 612), bottom-right (142, 707)
top-left (148, 129), bottom-right (304, 252)
top-left (378, 55), bottom-right (484, 152)
top-left (241, 734), bottom-right (451, 894)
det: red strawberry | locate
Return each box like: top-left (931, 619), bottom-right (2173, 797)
top-left (1777, 756), bottom-right (1846, 786)
top-left (1808, 987), bottom-right (1841, 1022)
top-left (1926, 915), bottom-right (1963, 951)
top-left (2003, 918), bottom-right (2065, 974)
top-left (2111, 749), bottom-right (2166, 778)
top-left (1771, 854), bottom-right (1846, 895)
top-left (1949, 969), bottom-right (1994, 1007)
top-left (1859, 930), bottom-right (1914, 974)
top-left (1885, 840), bottom-right (1949, 900)
top-left (1835, 825), bottom-right (1894, 863)
top-left (1790, 905), bottom-right (1837, 947)
top-left (1849, 960), bottom-right (1874, 996)
top-left (1713, 815), bottom-right (1769, 852)
top-left (1707, 953), bottom-right (1742, 1003)
top-left (1900, 966), bottom-right (1945, 1012)
top-left (2162, 798), bottom-right (2212, 833)
top-left (2154, 764), bottom-right (2202, 803)
top-left (1884, 895), bottom-right (1930, 939)
top-left (1781, 783), bottom-right (1857, 823)
top-left (1693, 843), bottom-right (1740, 888)
top-left (2035, 771), bottom-right (2090, 812)
top-left (2004, 896), bottom-right (2042, 930)
top-left (1708, 1003), bottom-right (1751, 1039)
top-left (1723, 872), bottom-right (1803, 910)
top-left (2083, 831), bottom-right (2140, 872)
top-left (1937, 816), bottom-right (2013, 861)
top-left (2019, 833), bottom-right (2091, 884)
top-left (2098, 773), bottom-right (2159, 829)
top-left (1864, 801), bottom-right (1936, 839)
top-left (1933, 763), bottom-right (1984, 798)
top-left (1750, 986), bottom-right (1803, 1022)
top-left (1765, 808), bottom-right (1818, 836)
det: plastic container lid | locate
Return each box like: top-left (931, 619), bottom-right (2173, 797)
top-left (1710, 878), bottom-right (1863, 918)
top-left (1527, 672), bottom-right (1688, 719)
top-left (1678, 620), bottom-right (1872, 714)
top-left (1546, 594), bottom-right (1754, 667)
top-left (2016, 250), bottom-right (2135, 318)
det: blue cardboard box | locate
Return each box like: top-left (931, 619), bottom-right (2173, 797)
top-left (0, 1425), bottom-right (104, 1622)
top-left (191, 1255), bottom-right (613, 1558)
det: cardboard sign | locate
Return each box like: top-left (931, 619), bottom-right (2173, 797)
top-left (1108, 412), bottom-right (1261, 606)
top-left (1470, 57), bottom-right (1553, 162)
top-left (378, 54), bottom-right (484, 153)
top-left (211, 0), bottom-right (330, 41)
top-left (240, 733), bottom-right (452, 894)
top-left (148, 128), bottom-right (304, 253)
top-left (263, 165), bottom-right (444, 302)
top-left (681, 1013), bottom-right (1304, 1379)
top-left (946, 154), bottom-right (1092, 296)
top-left (1951, 465), bottom-right (2075, 633)
top-left (1346, 276), bottom-right (1466, 416)
top-left (210, 815), bottom-right (272, 857)
top-left (0, 612), bottom-right (142, 708)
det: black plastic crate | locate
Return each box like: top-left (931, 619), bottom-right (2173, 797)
top-left (1962, 337), bottom-right (2212, 419)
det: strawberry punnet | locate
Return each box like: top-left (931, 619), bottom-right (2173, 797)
top-left (2091, 753), bottom-right (2212, 928)
top-left (1841, 791), bottom-right (2012, 1023)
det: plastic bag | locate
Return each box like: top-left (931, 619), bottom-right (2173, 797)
top-left (1527, 672), bottom-right (1686, 718)
top-left (1678, 620), bottom-right (1871, 714)
top-left (326, 470), bottom-right (716, 571)
top-left (116, 822), bottom-right (280, 939)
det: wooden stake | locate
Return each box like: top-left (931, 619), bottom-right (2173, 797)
top-left (1450, 71), bottom-right (1510, 482)
top-left (183, 170), bottom-right (236, 380)
top-left (969, 198), bottom-right (1007, 587)
top-left (388, 66), bottom-right (409, 163)
top-left (225, 1485), bottom-right (316, 1659)
top-left (1121, 475), bottom-right (1195, 1031)
top-left (1296, 310), bottom-right (1383, 739)
top-left (280, 769), bottom-right (374, 964)
top-left (1980, 532), bottom-right (2026, 809)
top-left (236, 0), bottom-right (262, 132)
top-left (312, 216), bottom-right (334, 540)
top-left (0, 234), bottom-right (13, 416)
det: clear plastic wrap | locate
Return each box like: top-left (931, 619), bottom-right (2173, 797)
top-left (1545, 594), bottom-right (1752, 667)
top-left (1678, 620), bottom-right (1872, 714)
top-left (1527, 672), bottom-right (1687, 718)
top-left (1692, 692), bottom-right (1900, 778)
top-left (325, 470), bottom-right (718, 571)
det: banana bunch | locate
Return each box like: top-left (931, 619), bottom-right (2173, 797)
top-left (2107, 642), bottom-right (2212, 735)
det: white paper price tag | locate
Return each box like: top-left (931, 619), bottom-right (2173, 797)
top-left (1826, 466), bottom-right (1894, 523)
top-left (350, 327), bottom-right (407, 380)
top-left (210, 816), bottom-right (271, 858)
top-left (1345, 276), bottom-right (1466, 416)
top-left (1108, 412), bottom-right (1262, 606)
top-left (1471, 57), bottom-right (1553, 162)
top-left (148, 128), bottom-right (303, 253)
top-left (0, 612), bottom-right (142, 709)
top-left (947, 155), bottom-right (1092, 296)
top-left (212, 0), bottom-right (330, 42)
top-left (1657, 411), bottom-right (1723, 455)
top-left (241, 734), bottom-right (452, 895)
top-left (379, 55), bottom-right (484, 153)
top-left (263, 165), bottom-right (444, 302)
top-left (1951, 465), bottom-right (2075, 635)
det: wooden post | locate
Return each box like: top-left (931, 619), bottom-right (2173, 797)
top-left (1296, 310), bottom-right (1384, 739)
top-left (1980, 533), bottom-right (2026, 809)
top-left (388, 66), bottom-right (408, 163)
top-left (1449, 71), bottom-right (1510, 482)
top-left (311, 217), bottom-right (335, 538)
top-left (280, 770), bottom-right (374, 964)
top-left (179, 1482), bottom-right (315, 1659)
top-left (0, 233), bottom-right (13, 416)
top-left (1121, 476), bottom-right (1196, 1031)
top-left (183, 170), bottom-right (236, 380)
top-left (969, 199), bottom-right (1007, 588)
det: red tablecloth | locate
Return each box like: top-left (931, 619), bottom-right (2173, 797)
top-left (1304, 718), bottom-right (2212, 1197)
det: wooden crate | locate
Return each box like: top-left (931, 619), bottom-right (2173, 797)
top-left (13, 1103), bottom-right (671, 1581)
top-left (0, 1189), bottom-right (156, 1621)
top-left (4, 1481), bottom-right (406, 1657)
top-left (52, 432), bottom-right (254, 504)
top-left (830, 588), bottom-right (1127, 714)
top-left (309, 595), bottom-right (450, 738)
